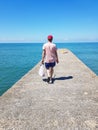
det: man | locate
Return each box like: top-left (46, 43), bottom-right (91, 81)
top-left (42, 35), bottom-right (59, 83)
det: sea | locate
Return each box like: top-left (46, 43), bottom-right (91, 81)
top-left (0, 42), bottom-right (98, 95)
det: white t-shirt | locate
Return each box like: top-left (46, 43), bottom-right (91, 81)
top-left (43, 42), bottom-right (57, 63)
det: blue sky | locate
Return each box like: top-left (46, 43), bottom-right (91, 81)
top-left (0, 0), bottom-right (98, 43)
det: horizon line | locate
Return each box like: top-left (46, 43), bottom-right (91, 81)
top-left (0, 41), bottom-right (98, 44)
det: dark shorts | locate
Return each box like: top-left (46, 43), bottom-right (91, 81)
top-left (45, 62), bottom-right (56, 69)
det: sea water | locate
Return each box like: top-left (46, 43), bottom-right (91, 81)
top-left (0, 42), bottom-right (98, 95)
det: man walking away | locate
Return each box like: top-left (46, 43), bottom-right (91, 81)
top-left (42, 35), bottom-right (59, 83)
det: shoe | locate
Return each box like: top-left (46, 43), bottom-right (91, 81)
top-left (49, 79), bottom-right (52, 84)
top-left (47, 77), bottom-right (50, 83)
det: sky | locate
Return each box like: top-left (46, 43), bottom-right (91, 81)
top-left (0, 0), bottom-right (98, 43)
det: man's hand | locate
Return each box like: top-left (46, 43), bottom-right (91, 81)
top-left (56, 59), bottom-right (59, 64)
top-left (41, 60), bottom-right (44, 64)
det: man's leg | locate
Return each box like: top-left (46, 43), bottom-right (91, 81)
top-left (49, 67), bottom-right (54, 83)
top-left (47, 69), bottom-right (50, 77)
top-left (46, 69), bottom-right (51, 82)
top-left (45, 62), bottom-right (55, 83)
top-left (50, 67), bottom-right (54, 79)
top-left (46, 68), bottom-right (53, 83)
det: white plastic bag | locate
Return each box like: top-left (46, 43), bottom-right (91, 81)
top-left (38, 64), bottom-right (45, 77)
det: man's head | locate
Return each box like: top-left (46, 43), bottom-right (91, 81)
top-left (47, 35), bottom-right (53, 42)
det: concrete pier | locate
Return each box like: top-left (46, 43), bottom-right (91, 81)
top-left (0, 49), bottom-right (98, 130)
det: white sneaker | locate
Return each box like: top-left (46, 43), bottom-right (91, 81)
top-left (49, 79), bottom-right (52, 84)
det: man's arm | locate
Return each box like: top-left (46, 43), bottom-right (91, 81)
top-left (55, 50), bottom-right (59, 63)
top-left (42, 49), bottom-right (45, 64)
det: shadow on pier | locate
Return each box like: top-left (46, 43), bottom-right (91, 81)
top-left (54, 76), bottom-right (73, 80)
top-left (43, 76), bottom-right (73, 83)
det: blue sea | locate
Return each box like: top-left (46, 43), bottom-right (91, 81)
top-left (0, 42), bottom-right (98, 95)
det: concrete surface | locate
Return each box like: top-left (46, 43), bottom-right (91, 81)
top-left (0, 49), bottom-right (98, 130)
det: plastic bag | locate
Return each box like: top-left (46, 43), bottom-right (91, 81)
top-left (38, 64), bottom-right (45, 77)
